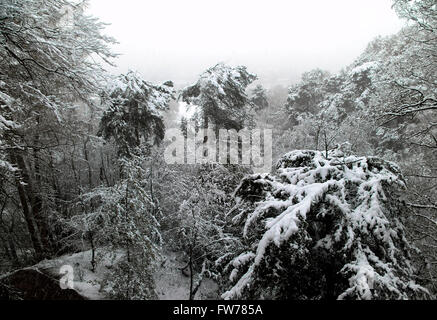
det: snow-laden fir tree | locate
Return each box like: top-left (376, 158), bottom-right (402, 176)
top-left (250, 84), bottom-right (269, 112)
top-left (180, 63), bottom-right (257, 131)
top-left (285, 69), bottom-right (333, 123)
top-left (222, 150), bottom-right (430, 300)
top-left (99, 71), bottom-right (174, 157)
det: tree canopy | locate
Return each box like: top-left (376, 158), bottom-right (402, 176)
top-left (180, 63), bottom-right (257, 131)
top-left (223, 150), bottom-right (429, 300)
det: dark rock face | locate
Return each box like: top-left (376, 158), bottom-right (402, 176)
top-left (0, 268), bottom-right (85, 300)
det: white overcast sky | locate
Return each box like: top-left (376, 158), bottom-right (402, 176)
top-left (87, 0), bottom-right (404, 87)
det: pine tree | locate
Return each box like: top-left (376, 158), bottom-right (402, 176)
top-left (222, 150), bottom-right (430, 300)
top-left (99, 71), bottom-right (174, 157)
top-left (250, 84), bottom-right (269, 112)
top-left (180, 63), bottom-right (256, 131)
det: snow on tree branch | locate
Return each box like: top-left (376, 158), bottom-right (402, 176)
top-left (223, 150), bottom-right (430, 299)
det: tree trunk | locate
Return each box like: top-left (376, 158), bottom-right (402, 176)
top-left (7, 236), bottom-right (20, 267)
top-left (84, 138), bottom-right (93, 188)
top-left (189, 244), bottom-right (194, 300)
top-left (32, 147), bottom-right (51, 255)
top-left (11, 153), bottom-right (44, 260)
top-left (88, 231), bottom-right (96, 272)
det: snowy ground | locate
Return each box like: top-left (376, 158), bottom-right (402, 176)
top-left (35, 248), bottom-right (124, 299)
top-left (34, 248), bottom-right (219, 300)
top-left (154, 250), bottom-right (219, 300)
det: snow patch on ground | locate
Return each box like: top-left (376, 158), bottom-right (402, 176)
top-left (34, 248), bottom-right (219, 300)
top-left (154, 250), bottom-right (219, 300)
top-left (36, 248), bottom-right (124, 300)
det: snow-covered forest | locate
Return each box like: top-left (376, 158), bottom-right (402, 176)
top-left (0, 0), bottom-right (436, 300)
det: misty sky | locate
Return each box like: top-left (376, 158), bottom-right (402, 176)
top-left (87, 0), bottom-right (404, 87)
